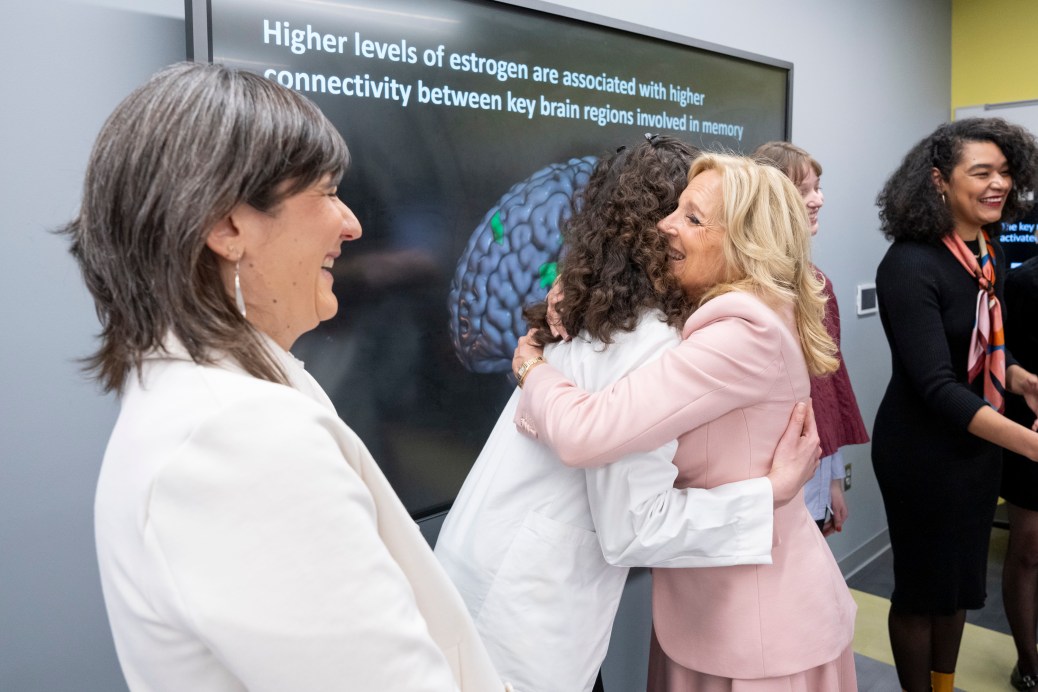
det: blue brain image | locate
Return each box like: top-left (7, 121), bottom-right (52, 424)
top-left (448, 156), bottom-right (596, 374)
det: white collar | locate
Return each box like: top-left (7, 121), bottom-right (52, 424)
top-left (149, 330), bottom-right (335, 412)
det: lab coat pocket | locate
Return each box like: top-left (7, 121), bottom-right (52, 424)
top-left (475, 510), bottom-right (628, 692)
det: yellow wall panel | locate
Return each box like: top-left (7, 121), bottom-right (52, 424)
top-left (952, 0), bottom-right (1038, 111)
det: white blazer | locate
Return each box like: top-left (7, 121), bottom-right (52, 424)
top-left (94, 335), bottom-right (507, 692)
top-left (434, 312), bottom-right (774, 692)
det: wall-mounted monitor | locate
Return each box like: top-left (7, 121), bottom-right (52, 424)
top-left (1000, 202), bottom-right (1038, 269)
top-left (186, 0), bottom-right (793, 518)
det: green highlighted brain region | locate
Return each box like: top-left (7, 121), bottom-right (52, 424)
top-left (448, 156), bottom-right (596, 374)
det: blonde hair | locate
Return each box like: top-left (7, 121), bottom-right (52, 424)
top-left (691, 153), bottom-right (837, 376)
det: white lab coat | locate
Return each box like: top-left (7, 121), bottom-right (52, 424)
top-left (94, 335), bottom-right (507, 691)
top-left (434, 312), bottom-right (774, 692)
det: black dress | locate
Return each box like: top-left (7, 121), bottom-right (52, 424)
top-left (1002, 256), bottom-right (1038, 511)
top-left (872, 238), bottom-right (1014, 614)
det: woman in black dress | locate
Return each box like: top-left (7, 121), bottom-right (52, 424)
top-left (1002, 236), bottom-right (1038, 690)
top-left (873, 117), bottom-right (1038, 692)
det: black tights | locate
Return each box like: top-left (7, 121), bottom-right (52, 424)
top-left (887, 606), bottom-right (966, 692)
top-left (1003, 503), bottom-right (1038, 676)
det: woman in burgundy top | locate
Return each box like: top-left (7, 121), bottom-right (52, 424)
top-left (755, 141), bottom-right (869, 536)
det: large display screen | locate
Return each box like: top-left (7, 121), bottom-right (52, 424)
top-left (188, 0), bottom-right (792, 517)
top-left (1001, 202), bottom-right (1038, 269)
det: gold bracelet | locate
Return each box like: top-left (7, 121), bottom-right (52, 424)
top-left (515, 356), bottom-right (546, 388)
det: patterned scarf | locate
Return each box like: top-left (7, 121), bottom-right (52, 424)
top-left (941, 229), bottom-right (1006, 412)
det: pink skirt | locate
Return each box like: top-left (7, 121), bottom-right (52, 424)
top-left (646, 628), bottom-right (858, 691)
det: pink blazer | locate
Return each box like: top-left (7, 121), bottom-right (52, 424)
top-left (515, 291), bottom-right (855, 678)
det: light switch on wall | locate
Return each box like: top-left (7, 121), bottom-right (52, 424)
top-left (856, 283), bottom-right (877, 316)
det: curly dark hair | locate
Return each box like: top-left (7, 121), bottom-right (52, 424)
top-left (876, 117), bottom-right (1038, 243)
top-left (523, 135), bottom-right (698, 346)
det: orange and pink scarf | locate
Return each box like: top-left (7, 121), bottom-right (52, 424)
top-left (942, 229), bottom-right (1006, 412)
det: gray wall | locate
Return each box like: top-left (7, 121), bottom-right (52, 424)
top-left (1, 3), bottom-right (184, 690)
top-left (0, 1), bottom-right (949, 690)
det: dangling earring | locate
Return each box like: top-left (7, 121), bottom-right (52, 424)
top-left (940, 191), bottom-right (946, 204)
top-left (234, 255), bottom-right (247, 318)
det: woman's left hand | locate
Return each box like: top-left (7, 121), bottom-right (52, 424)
top-left (513, 329), bottom-right (545, 379)
top-left (767, 401), bottom-right (821, 507)
top-left (823, 481), bottom-right (848, 536)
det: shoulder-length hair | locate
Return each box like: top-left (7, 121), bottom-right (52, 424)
top-left (876, 117), bottom-right (1038, 243)
top-left (62, 62), bottom-right (349, 393)
top-left (694, 153), bottom-right (837, 376)
top-left (524, 135), bottom-right (698, 345)
top-left (753, 140), bottom-right (823, 186)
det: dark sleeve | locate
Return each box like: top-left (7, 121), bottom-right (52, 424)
top-left (1005, 263), bottom-right (1038, 370)
top-left (1004, 261), bottom-right (1038, 426)
top-left (994, 239), bottom-right (1019, 370)
top-left (877, 244), bottom-right (988, 430)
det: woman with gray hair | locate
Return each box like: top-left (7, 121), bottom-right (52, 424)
top-left (64, 62), bottom-right (506, 692)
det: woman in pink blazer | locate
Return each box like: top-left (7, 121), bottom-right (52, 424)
top-left (512, 153), bottom-right (857, 690)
